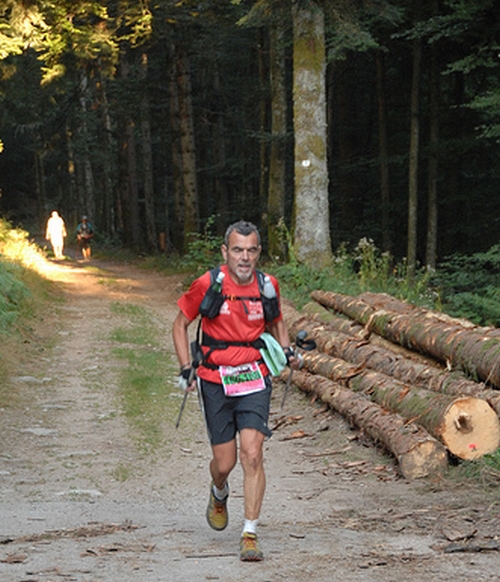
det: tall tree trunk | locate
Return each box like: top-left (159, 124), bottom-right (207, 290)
top-left (117, 54), bottom-right (141, 247)
top-left (407, 0), bottom-right (422, 279)
top-left (267, 21), bottom-right (287, 260)
top-left (175, 44), bottom-right (199, 248)
top-left (140, 52), bottom-right (157, 252)
top-left (65, 124), bottom-right (78, 225)
top-left (33, 131), bottom-right (46, 230)
top-left (167, 46), bottom-right (184, 251)
top-left (96, 64), bottom-right (116, 237)
top-left (258, 28), bottom-right (269, 226)
top-left (376, 51), bottom-right (391, 253)
top-left (425, 15), bottom-right (440, 270)
top-left (292, 1), bottom-right (332, 267)
top-left (211, 67), bottom-right (229, 235)
top-left (336, 60), bottom-right (359, 240)
top-left (78, 70), bottom-right (96, 221)
top-left (125, 116), bottom-right (141, 247)
top-left (441, 73), bottom-right (464, 256)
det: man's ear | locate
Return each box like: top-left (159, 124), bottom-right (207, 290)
top-left (221, 244), bottom-right (228, 261)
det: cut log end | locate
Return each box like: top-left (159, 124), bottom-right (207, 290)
top-left (399, 440), bottom-right (448, 480)
top-left (441, 398), bottom-right (500, 460)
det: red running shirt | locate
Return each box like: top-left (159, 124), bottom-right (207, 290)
top-left (177, 264), bottom-right (282, 383)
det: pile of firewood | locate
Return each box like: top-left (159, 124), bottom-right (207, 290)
top-left (281, 291), bottom-right (500, 481)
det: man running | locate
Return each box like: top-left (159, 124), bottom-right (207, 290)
top-left (172, 220), bottom-right (299, 561)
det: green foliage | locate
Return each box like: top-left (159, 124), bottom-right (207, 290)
top-left (182, 216), bottom-right (224, 280)
top-left (450, 449), bottom-right (500, 488)
top-left (0, 260), bottom-right (30, 331)
top-left (0, 217), bottom-right (55, 395)
top-left (270, 238), bottom-right (436, 310)
top-left (0, 217), bottom-right (47, 333)
top-left (431, 244), bottom-right (500, 326)
top-left (484, 448), bottom-right (500, 481)
top-left (0, 1), bottom-right (38, 59)
top-left (113, 345), bottom-right (173, 451)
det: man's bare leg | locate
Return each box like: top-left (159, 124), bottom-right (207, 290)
top-left (239, 428), bottom-right (266, 520)
top-left (210, 439), bottom-right (237, 490)
top-left (239, 428), bottom-right (266, 561)
top-left (206, 440), bottom-right (237, 531)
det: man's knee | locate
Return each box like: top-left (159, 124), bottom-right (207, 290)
top-left (240, 431), bottom-right (265, 471)
top-left (213, 457), bottom-right (236, 477)
top-left (211, 441), bottom-right (237, 477)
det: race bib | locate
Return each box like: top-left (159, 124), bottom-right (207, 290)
top-left (219, 362), bottom-right (266, 397)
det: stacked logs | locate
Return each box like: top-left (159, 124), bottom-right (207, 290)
top-left (281, 294), bottom-right (500, 481)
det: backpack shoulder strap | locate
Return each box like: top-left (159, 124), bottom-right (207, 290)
top-left (255, 269), bottom-right (266, 293)
top-left (209, 266), bottom-right (220, 285)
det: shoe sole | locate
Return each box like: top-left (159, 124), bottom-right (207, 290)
top-left (240, 554), bottom-right (263, 562)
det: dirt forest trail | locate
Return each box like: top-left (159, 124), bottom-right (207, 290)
top-left (0, 257), bottom-right (499, 582)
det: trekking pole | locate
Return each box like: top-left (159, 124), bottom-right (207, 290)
top-left (175, 340), bottom-right (202, 429)
top-left (281, 330), bottom-right (316, 410)
top-left (175, 369), bottom-right (194, 429)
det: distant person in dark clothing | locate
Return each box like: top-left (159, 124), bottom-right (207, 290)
top-left (76, 216), bottom-right (94, 260)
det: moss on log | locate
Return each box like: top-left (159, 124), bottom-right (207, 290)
top-left (302, 350), bottom-right (500, 460)
top-left (282, 302), bottom-right (500, 418)
top-left (284, 369), bottom-right (448, 480)
top-left (311, 290), bottom-right (500, 388)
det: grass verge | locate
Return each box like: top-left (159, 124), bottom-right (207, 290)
top-left (0, 218), bottom-right (60, 406)
top-left (109, 302), bottom-right (179, 453)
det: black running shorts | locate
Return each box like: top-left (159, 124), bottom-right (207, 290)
top-left (199, 376), bottom-right (273, 445)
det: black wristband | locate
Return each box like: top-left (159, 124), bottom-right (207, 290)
top-left (180, 367), bottom-right (192, 381)
top-left (283, 346), bottom-right (294, 363)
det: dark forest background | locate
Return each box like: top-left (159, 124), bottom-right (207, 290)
top-left (0, 0), bottom-right (499, 266)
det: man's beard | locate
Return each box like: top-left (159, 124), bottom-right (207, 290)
top-left (235, 264), bottom-right (253, 282)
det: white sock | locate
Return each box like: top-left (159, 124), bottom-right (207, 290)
top-left (243, 519), bottom-right (258, 535)
top-left (213, 483), bottom-right (229, 501)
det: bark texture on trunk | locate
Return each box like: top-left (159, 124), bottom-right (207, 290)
top-left (282, 302), bottom-right (500, 417)
top-left (284, 369), bottom-right (447, 480)
top-left (175, 45), bottom-right (198, 245)
top-left (358, 292), bottom-right (500, 340)
top-left (292, 2), bottom-right (332, 266)
top-left (311, 290), bottom-right (500, 388)
top-left (167, 47), bottom-right (183, 251)
top-left (302, 350), bottom-right (500, 460)
top-left (267, 22), bottom-right (287, 260)
top-left (299, 300), bottom-right (369, 339)
top-left (78, 70), bottom-right (96, 221)
top-left (407, 0), bottom-right (422, 280)
top-left (140, 52), bottom-right (157, 252)
top-left (376, 50), bottom-right (391, 253)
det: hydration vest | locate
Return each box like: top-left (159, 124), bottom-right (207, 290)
top-left (195, 267), bottom-right (281, 369)
top-left (199, 266), bottom-right (280, 321)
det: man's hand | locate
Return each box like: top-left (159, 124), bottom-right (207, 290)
top-left (283, 347), bottom-right (303, 370)
top-left (178, 367), bottom-right (197, 392)
top-left (288, 353), bottom-right (303, 370)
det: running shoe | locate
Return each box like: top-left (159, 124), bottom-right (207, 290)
top-left (239, 532), bottom-right (263, 562)
top-left (206, 483), bottom-right (228, 531)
